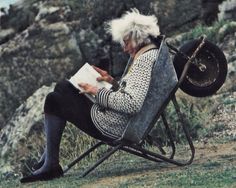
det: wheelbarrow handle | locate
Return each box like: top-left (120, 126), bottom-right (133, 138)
top-left (177, 36), bottom-right (206, 85)
top-left (166, 35), bottom-right (206, 59)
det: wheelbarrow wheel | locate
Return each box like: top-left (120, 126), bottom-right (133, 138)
top-left (173, 39), bottom-right (228, 97)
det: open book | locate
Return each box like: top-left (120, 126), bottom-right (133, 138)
top-left (68, 63), bottom-right (112, 103)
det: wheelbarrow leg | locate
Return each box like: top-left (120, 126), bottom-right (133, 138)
top-left (161, 113), bottom-right (176, 159)
top-left (63, 141), bottom-right (104, 174)
top-left (82, 143), bottom-right (123, 177)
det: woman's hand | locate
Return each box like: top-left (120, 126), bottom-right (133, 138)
top-left (78, 83), bottom-right (98, 95)
top-left (92, 65), bottom-right (114, 84)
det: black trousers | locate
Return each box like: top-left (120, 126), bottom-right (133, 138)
top-left (44, 79), bottom-right (110, 141)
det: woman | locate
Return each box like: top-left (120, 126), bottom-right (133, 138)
top-left (20, 8), bottom-right (160, 183)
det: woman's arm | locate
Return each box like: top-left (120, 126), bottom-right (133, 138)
top-left (95, 50), bottom-right (157, 114)
top-left (93, 65), bottom-right (120, 90)
top-left (110, 79), bottom-right (120, 91)
top-left (78, 66), bottom-right (119, 94)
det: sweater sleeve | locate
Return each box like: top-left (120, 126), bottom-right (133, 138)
top-left (95, 50), bottom-right (158, 115)
top-left (110, 79), bottom-right (120, 91)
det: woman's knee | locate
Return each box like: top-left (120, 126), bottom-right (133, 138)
top-left (44, 92), bottom-right (61, 114)
top-left (54, 79), bottom-right (72, 93)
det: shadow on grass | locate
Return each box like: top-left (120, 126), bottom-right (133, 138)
top-left (65, 157), bottom-right (175, 180)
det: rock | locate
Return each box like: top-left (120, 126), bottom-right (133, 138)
top-left (0, 28), bottom-right (15, 44)
top-left (1, 4), bottom-right (37, 34)
top-left (218, 21), bottom-right (236, 41)
top-left (201, 0), bottom-right (222, 26)
top-left (35, 2), bottom-right (60, 21)
top-left (0, 84), bottom-right (55, 173)
top-left (0, 7), bottom-right (83, 129)
top-left (150, 0), bottom-right (201, 33)
top-left (0, 83), bottom-right (55, 156)
top-left (218, 0), bottom-right (236, 21)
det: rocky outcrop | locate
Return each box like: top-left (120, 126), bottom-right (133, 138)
top-left (0, 0), bottom-right (203, 130)
top-left (218, 0), bottom-right (236, 21)
top-left (0, 83), bottom-right (55, 174)
top-left (0, 28), bottom-right (15, 44)
top-left (0, 2), bottom-right (82, 129)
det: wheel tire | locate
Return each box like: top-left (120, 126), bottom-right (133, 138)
top-left (173, 39), bottom-right (228, 97)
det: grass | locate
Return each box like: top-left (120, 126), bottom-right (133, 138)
top-left (1, 141), bottom-right (236, 188)
top-left (1, 160), bottom-right (235, 188)
top-left (171, 20), bottom-right (236, 46)
top-left (183, 21), bottom-right (223, 43)
top-left (156, 166), bottom-right (236, 188)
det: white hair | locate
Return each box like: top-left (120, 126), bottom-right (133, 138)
top-left (106, 8), bottom-right (160, 47)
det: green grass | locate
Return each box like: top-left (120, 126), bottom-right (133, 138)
top-left (1, 146), bottom-right (236, 188)
top-left (181, 20), bottom-right (236, 44)
top-left (156, 167), bottom-right (236, 188)
top-left (1, 162), bottom-right (235, 188)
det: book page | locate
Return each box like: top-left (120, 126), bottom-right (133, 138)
top-left (68, 63), bottom-right (112, 102)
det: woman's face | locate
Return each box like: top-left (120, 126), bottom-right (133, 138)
top-left (122, 38), bottom-right (137, 58)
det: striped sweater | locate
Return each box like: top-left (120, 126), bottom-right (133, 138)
top-left (91, 47), bottom-right (159, 138)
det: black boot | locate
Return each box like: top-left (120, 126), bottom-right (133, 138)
top-left (20, 114), bottom-right (66, 183)
top-left (20, 165), bottom-right (63, 183)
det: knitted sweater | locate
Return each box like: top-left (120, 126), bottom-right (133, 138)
top-left (91, 47), bottom-right (159, 138)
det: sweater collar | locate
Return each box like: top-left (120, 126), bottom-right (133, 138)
top-left (133, 43), bottom-right (157, 61)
